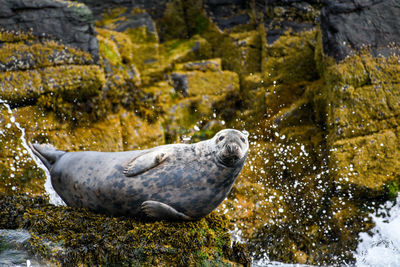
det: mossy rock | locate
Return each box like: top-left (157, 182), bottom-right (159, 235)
top-left (1, 64), bottom-right (105, 107)
top-left (264, 30), bottom-right (319, 86)
top-left (0, 40), bottom-right (94, 72)
top-left (329, 127), bottom-right (400, 193)
top-left (323, 49), bottom-right (400, 195)
top-left (325, 52), bottom-right (400, 140)
top-left (171, 70), bottom-right (239, 97)
top-left (175, 58), bottom-right (222, 72)
top-left (163, 69), bottom-right (240, 142)
top-left (0, 104), bottom-right (46, 195)
top-left (0, 30), bottom-right (36, 43)
top-left (156, 0), bottom-right (189, 41)
top-left (13, 106), bottom-right (164, 152)
top-left (0, 34), bottom-right (102, 107)
top-left (0, 193), bottom-right (251, 266)
top-left (229, 30), bottom-right (262, 75)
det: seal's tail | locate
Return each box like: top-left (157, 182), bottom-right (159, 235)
top-left (29, 143), bottom-right (66, 171)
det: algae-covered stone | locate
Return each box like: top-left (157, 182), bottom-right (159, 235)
top-left (0, 193), bottom-right (251, 266)
top-left (330, 128), bottom-right (400, 192)
top-left (230, 30), bottom-right (262, 75)
top-left (164, 69), bottom-right (240, 142)
top-left (119, 110), bottom-right (165, 150)
top-left (324, 51), bottom-right (400, 195)
top-left (13, 106), bottom-right (164, 153)
top-left (0, 40), bottom-right (94, 72)
top-left (175, 58), bottom-right (222, 72)
top-left (0, 35), bottom-right (105, 107)
top-left (0, 104), bottom-right (46, 196)
top-left (171, 70), bottom-right (239, 97)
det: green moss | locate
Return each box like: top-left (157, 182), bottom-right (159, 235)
top-left (162, 35), bottom-right (212, 63)
top-left (385, 179), bottom-right (400, 201)
top-left (265, 30), bottom-right (319, 85)
top-left (173, 70), bottom-right (239, 97)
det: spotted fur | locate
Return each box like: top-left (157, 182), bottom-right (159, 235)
top-left (30, 129), bottom-right (249, 220)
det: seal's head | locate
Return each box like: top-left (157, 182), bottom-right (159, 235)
top-left (213, 129), bottom-right (249, 167)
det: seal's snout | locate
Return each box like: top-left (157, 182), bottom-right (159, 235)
top-left (226, 143), bottom-right (239, 154)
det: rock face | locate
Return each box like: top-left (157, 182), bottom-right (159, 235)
top-left (203, 0), bottom-right (250, 30)
top-left (1, 0), bottom-right (400, 266)
top-left (321, 0), bottom-right (400, 61)
top-left (0, 0), bottom-right (98, 59)
top-left (257, 0), bottom-right (321, 44)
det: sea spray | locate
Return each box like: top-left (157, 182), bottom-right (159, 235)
top-left (0, 99), bottom-right (65, 205)
top-left (355, 194), bottom-right (400, 266)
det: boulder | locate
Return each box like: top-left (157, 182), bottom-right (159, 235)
top-left (321, 0), bottom-right (400, 61)
top-left (0, 0), bottom-right (98, 59)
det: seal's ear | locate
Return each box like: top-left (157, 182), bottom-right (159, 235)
top-left (123, 150), bottom-right (169, 177)
top-left (242, 130), bottom-right (249, 137)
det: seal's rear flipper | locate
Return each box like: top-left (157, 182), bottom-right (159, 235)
top-left (29, 143), bottom-right (66, 171)
top-left (141, 200), bottom-right (192, 221)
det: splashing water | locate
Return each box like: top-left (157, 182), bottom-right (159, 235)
top-left (355, 194), bottom-right (400, 266)
top-left (0, 99), bottom-right (65, 206)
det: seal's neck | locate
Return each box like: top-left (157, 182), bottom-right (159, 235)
top-left (194, 139), bottom-right (215, 157)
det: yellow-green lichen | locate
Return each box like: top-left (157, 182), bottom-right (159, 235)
top-left (0, 30), bottom-right (36, 43)
top-left (0, 40), bottom-right (94, 71)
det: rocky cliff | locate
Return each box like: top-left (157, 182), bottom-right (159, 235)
top-left (1, 0), bottom-right (399, 265)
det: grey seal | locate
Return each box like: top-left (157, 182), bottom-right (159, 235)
top-left (30, 129), bottom-right (249, 220)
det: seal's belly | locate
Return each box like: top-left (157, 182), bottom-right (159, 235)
top-left (51, 151), bottom-right (232, 217)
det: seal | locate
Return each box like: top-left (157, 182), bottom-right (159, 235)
top-left (30, 129), bottom-right (249, 220)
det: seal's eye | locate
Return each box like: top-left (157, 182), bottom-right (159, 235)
top-left (240, 137), bottom-right (246, 143)
top-left (218, 136), bottom-right (225, 141)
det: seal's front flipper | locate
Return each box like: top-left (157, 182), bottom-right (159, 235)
top-left (123, 150), bottom-right (168, 177)
top-left (141, 200), bottom-right (192, 221)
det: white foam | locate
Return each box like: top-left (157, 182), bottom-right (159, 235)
top-left (0, 99), bottom-right (65, 206)
top-left (355, 195), bottom-right (400, 267)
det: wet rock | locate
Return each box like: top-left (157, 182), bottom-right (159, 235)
top-left (324, 51), bottom-right (400, 195)
top-left (321, 0), bottom-right (400, 61)
top-left (0, 229), bottom-right (47, 266)
top-left (0, 193), bottom-right (250, 266)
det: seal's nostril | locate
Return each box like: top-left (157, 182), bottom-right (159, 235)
top-left (227, 144), bottom-right (232, 153)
